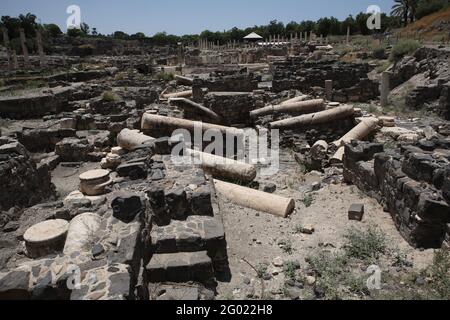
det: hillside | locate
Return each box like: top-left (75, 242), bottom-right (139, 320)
top-left (399, 7), bottom-right (450, 41)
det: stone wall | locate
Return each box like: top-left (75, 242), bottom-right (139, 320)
top-left (272, 57), bottom-right (379, 102)
top-left (192, 73), bottom-right (260, 102)
top-left (0, 137), bottom-right (55, 211)
top-left (204, 92), bottom-right (257, 126)
top-left (343, 140), bottom-right (450, 248)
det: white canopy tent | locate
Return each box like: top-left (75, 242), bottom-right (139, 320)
top-left (243, 32), bottom-right (263, 40)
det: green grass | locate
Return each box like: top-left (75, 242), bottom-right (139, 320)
top-left (283, 261), bottom-right (300, 281)
top-left (256, 263), bottom-right (269, 279)
top-left (307, 251), bottom-right (348, 299)
top-left (157, 72), bottom-right (175, 81)
top-left (303, 195), bottom-right (314, 208)
top-left (429, 249), bottom-right (450, 298)
top-left (278, 239), bottom-right (294, 255)
top-left (102, 90), bottom-right (120, 102)
top-left (343, 226), bottom-right (387, 262)
top-left (389, 40), bottom-right (421, 62)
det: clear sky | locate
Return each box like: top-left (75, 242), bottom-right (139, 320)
top-left (1, 0), bottom-right (396, 36)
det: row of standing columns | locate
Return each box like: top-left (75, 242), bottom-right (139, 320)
top-left (197, 32), bottom-right (332, 51)
top-left (2, 26), bottom-right (46, 69)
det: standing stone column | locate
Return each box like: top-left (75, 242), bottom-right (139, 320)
top-left (11, 49), bottom-right (18, 69)
top-left (36, 29), bottom-right (45, 67)
top-left (2, 27), bottom-right (12, 70)
top-left (346, 26), bottom-right (351, 45)
top-left (380, 72), bottom-right (390, 107)
top-left (2, 26), bottom-right (10, 47)
top-left (325, 80), bottom-right (333, 101)
top-left (19, 28), bottom-right (30, 68)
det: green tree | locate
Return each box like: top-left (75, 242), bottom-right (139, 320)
top-left (113, 31), bottom-right (129, 39)
top-left (18, 13), bottom-right (37, 36)
top-left (391, 0), bottom-right (411, 26)
top-left (130, 32), bottom-right (146, 39)
top-left (43, 24), bottom-right (62, 37)
top-left (416, 0), bottom-right (450, 19)
top-left (67, 27), bottom-right (83, 37)
top-left (80, 22), bottom-right (90, 35)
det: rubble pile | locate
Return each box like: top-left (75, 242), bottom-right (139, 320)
top-left (390, 46), bottom-right (450, 119)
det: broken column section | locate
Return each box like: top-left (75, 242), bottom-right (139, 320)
top-left (214, 179), bottom-right (295, 218)
top-left (251, 99), bottom-right (325, 119)
top-left (186, 148), bottom-right (257, 183)
top-left (270, 105), bottom-right (354, 129)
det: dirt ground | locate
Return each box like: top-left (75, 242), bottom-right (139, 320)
top-left (51, 162), bottom-right (100, 199)
top-left (215, 149), bottom-right (435, 300)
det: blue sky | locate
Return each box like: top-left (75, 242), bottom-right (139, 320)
top-left (1, 0), bottom-right (396, 36)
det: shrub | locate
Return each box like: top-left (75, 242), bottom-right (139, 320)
top-left (344, 226), bottom-right (387, 261)
top-left (303, 195), bottom-right (314, 208)
top-left (157, 72), bottom-right (175, 81)
top-left (429, 249), bottom-right (450, 298)
top-left (278, 239), bottom-right (294, 255)
top-left (372, 47), bottom-right (387, 60)
top-left (102, 90), bottom-right (120, 102)
top-left (389, 40), bottom-right (420, 62)
top-left (256, 263), bottom-right (269, 279)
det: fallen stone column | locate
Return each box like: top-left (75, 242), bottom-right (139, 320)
top-left (330, 146), bottom-right (345, 164)
top-left (161, 90), bottom-right (193, 100)
top-left (270, 105), bottom-right (354, 129)
top-left (311, 140), bottom-right (329, 157)
top-left (117, 128), bottom-right (155, 151)
top-left (250, 99), bottom-right (325, 119)
top-left (332, 117), bottom-right (379, 148)
top-left (281, 95), bottom-right (309, 105)
top-left (141, 113), bottom-right (244, 136)
top-left (169, 97), bottom-right (222, 123)
top-left (186, 148), bottom-right (257, 183)
top-left (175, 75), bottom-right (194, 86)
top-left (63, 213), bottom-right (102, 255)
top-left (213, 179), bottom-right (295, 217)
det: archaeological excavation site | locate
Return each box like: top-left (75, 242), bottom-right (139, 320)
top-left (1, 0), bottom-right (450, 303)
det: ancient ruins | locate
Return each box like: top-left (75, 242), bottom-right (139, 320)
top-left (1, 4), bottom-right (450, 301)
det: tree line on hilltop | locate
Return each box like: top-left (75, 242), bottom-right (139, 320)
top-left (0, 0), bottom-right (449, 50)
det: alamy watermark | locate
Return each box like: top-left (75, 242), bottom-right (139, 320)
top-left (66, 5), bottom-right (81, 30)
top-left (366, 265), bottom-right (382, 290)
top-left (367, 5), bottom-right (382, 30)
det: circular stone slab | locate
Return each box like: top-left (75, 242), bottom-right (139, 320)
top-left (79, 169), bottom-right (110, 182)
top-left (24, 219), bottom-right (69, 244)
top-left (24, 219), bottom-right (69, 258)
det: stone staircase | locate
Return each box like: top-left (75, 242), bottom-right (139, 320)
top-left (146, 215), bottom-right (226, 283)
top-left (144, 157), bottom-right (229, 299)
